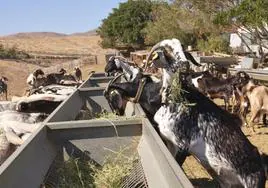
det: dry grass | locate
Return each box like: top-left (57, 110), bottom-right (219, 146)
top-left (0, 35), bottom-right (116, 64)
top-left (57, 146), bottom-right (138, 188)
top-left (0, 33), bottom-right (113, 100)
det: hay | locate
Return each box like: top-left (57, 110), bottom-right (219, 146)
top-left (92, 149), bottom-right (138, 188)
top-left (168, 71), bottom-right (195, 107)
top-left (57, 148), bottom-right (138, 188)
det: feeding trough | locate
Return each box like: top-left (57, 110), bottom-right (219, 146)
top-left (0, 72), bottom-right (193, 188)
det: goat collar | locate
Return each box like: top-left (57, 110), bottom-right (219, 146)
top-left (128, 77), bottom-right (147, 103)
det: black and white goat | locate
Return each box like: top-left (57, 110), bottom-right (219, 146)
top-left (144, 38), bottom-right (202, 103)
top-left (26, 69), bottom-right (45, 88)
top-left (13, 93), bottom-right (68, 114)
top-left (104, 73), bottom-right (267, 188)
top-left (104, 56), bottom-right (141, 82)
top-left (104, 73), bottom-right (161, 124)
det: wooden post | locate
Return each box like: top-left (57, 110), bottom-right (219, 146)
top-left (95, 55), bottom-right (98, 64)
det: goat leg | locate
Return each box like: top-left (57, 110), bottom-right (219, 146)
top-left (249, 110), bottom-right (259, 132)
top-left (263, 114), bottom-right (267, 126)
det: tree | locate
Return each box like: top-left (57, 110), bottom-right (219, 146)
top-left (142, 3), bottom-right (197, 46)
top-left (143, 0), bottom-right (229, 48)
top-left (97, 0), bottom-right (153, 50)
top-left (214, 0), bottom-right (268, 57)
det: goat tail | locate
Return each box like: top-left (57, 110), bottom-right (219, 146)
top-left (261, 153), bottom-right (268, 179)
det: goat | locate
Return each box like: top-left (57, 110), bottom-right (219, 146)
top-left (0, 77), bottom-right (8, 100)
top-left (46, 68), bottom-right (67, 85)
top-left (104, 56), bottom-right (141, 81)
top-left (196, 71), bottom-right (250, 111)
top-left (26, 69), bottom-right (78, 95)
top-left (0, 121), bottom-right (42, 165)
top-left (14, 94), bottom-right (67, 114)
top-left (237, 79), bottom-right (268, 131)
top-left (104, 72), bottom-right (266, 187)
top-left (0, 101), bottom-right (16, 112)
top-left (144, 38), bottom-right (202, 103)
top-left (153, 76), bottom-right (266, 188)
top-left (27, 85), bottom-right (76, 96)
top-left (0, 111), bottom-right (47, 124)
top-left (74, 67), bottom-right (82, 81)
top-left (104, 73), bottom-right (162, 124)
top-left (26, 69), bottom-right (45, 87)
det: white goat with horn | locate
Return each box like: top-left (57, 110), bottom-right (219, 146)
top-left (145, 38), bottom-right (201, 103)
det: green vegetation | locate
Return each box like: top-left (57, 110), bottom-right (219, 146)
top-left (97, 0), bottom-right (153, 50)
top-left (99, 0), bottom-right (268, 55)
top-left (214, 0), bottom-right (268, 57)
top-left (0, 44), bottom-right (30, 59)
top-left (197, 35), bottom-right (231, 54)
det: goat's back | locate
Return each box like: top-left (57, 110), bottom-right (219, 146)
top-left (248, 86), bottom-right (268, 112)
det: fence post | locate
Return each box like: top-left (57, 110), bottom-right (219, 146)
top-left (95, 56), bottom-right (98, 64)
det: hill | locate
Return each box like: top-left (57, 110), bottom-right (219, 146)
top-left (0, 32), bottom-right (116, 63)
top-left (4, 32), bottom-right (68, 38)
top-left (71, 29), bottom-right (98, 36)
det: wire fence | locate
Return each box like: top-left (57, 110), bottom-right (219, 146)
top-left (42, 55), bottom-right (97, 73)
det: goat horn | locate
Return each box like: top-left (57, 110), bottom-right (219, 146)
top-left (145, 42), bottom-right (176, 71)
top-left (236, 87), bottom-right (243, 96)
top-left (103, 73), bottom-right (124, 97)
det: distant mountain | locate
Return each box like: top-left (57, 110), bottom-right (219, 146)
top-left (71, 29), bottom-right (98, 36)
top-left (3, 32), bottom-right (68, 38)
top-left (1, 29), bottom-right (98, 38)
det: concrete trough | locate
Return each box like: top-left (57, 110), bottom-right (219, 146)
top-left (0, 72), bottom-right (193, 188)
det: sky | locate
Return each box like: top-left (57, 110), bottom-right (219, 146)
top-left (0, 0), bottom-right (127, 36)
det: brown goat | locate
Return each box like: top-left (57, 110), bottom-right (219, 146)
top-left (238, 79), bottom-right (268, 131)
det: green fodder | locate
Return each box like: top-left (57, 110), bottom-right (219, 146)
top-left (168, 71), bottom-right (195, 106)
top-left (92, 149), bottom-right (138, 188)
top-left (169, 71), bottom-right (184, 104)
top-left (58, 157), bottom-right (95, 188)
top-left (57, 148), bottom-right (138, 188)
top-left (95, 111), bottom-right (141, 120)
top-left (95, 111), bottom-right (119, 119)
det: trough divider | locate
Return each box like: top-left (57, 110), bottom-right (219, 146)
top-left (46, 118), bottom-right (142, 129)
top-left (46, 119), bottom-right (142, 142)
top-left (78, 87), bottom-right (106, 93)
top-left (138, 118), bottom-right (193, 188)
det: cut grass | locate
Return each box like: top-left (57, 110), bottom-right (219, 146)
top-left (57, 148), bottom-right (138, 188)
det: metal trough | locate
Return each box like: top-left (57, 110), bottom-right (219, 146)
top-left (229, 68), bottom-right (268, 82)
top-left (0, 72), bottom-right (193, 188)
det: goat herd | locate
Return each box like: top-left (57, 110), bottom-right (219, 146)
top-left (104, 38), bottom-right (268, 187)
top-left (0, 66), bottom-right (82, 166)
